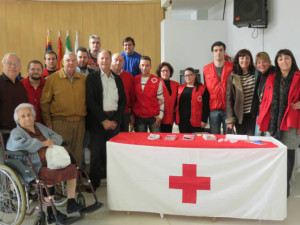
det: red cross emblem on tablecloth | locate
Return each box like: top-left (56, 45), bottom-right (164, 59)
top-left (169, 164), bottom-right (211, 204)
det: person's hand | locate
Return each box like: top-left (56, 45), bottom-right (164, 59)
top-left (291, 101), bottom-right (300, 110)
top-left (130, 114), bottom-right (135, 126)
top-left (158, 99), bottom-right (163, 105)
top-left (201, 122), bottom-right (206, 128)
top-left (102, 120), bottom-right (113, 130)
top-left (42, 139), bottom-right (55, 147)
top-left (111, 121), bottom-right (118, 130)
top-left (227, 123), bottom-right (234, 130)
top-left (153, 116), bottom-right (161, 127)
top-left (297, 129), bottom-right (300, 136)
top-left (48, 124), bottom-right (52, 130)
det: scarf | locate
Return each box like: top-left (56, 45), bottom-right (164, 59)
top-left (269, 69), bottom-right (294, 139)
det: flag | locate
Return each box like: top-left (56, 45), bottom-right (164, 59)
top-left (74, 30), bottom-right (79, 53)
top-left (46, 30), bottom-right (52, 51)
top-left (65, 31), bottom-right (71, 54)
top-left (107, 133), bottom-right (287, 221)
top-left (57, 30), bottom-right (63, 70)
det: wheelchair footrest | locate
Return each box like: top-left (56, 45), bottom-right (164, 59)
top-left (58, 214), bottom-right (83, 225)
top-left (79, 201), bottom-right (103, 214)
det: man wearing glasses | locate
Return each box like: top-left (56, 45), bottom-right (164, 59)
top-left (40, 52), bottom-right (86, 167)
top-left (0, 53), bottom-right (28, 162)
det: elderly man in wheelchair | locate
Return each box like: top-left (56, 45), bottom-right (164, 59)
top-left (0, 103), bottom-right (102, 225)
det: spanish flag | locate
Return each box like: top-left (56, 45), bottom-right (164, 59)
top-left (45, 30), bottom-right (52, 51)
top-left (57, 30), bottom-right (63, 70)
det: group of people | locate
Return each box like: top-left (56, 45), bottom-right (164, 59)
top-left (0, 36), bottom-right (299, 223)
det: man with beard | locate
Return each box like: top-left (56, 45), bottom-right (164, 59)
top-left (86, 50), bottom-right (126, 190)
top-left (76, 47), bottom-right (94, 76)
top-left (21, 60), bottom-right (45, 123)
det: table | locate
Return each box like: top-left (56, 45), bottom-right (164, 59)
top-left (107, 133), bottom-right (287, 220)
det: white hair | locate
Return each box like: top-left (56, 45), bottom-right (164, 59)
top-left (2, 53), bottom-right (21, 65)
top-left (13, 103), bottom-right (36, 124)
top-left (63, 52), bottom-right (77, 61)
top-left (89, 35), bottom-right (101, 44)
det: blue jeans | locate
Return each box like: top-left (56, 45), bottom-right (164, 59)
top-left (135, 116), bottom-right (161, 133)
top-left (209, 110), bottom-right (227, 134)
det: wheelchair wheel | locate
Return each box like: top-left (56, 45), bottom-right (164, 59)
top-left (0, 165), bottom-right (26, 225)
top-left (54, 181), bottom-right (68, 207)
top-left (33, 211), bottom-right (46, 225)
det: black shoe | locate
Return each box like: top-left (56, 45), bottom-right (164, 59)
top-left (47, 210), bottom-right (67, 224)
top-left (66, 202), bottom-right (84, 214)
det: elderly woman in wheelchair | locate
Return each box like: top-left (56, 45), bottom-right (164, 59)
top-left (6, 103), bottom-right (84, 223)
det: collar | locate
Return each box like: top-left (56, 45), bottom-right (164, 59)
top-left (1, 73), bottom-right (19, 83)
top-left (100, 69), bottom-right (115, 79)
top-left (59, 69), bottom-right (80, 79)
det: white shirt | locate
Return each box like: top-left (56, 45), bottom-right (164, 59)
top-left (100, 70), bottom-right (119, 111)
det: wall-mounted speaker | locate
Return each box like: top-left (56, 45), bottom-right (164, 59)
top-left (234, 0), bottom-right (268, 28)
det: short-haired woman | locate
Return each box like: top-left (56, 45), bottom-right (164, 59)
top-left (6, 103), bottom-right (83, 223)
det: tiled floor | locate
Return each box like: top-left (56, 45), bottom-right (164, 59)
top-left (21, 174), bottom-right (300, 225)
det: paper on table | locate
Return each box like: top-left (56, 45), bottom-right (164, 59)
top-left (225, 134), bottom-right (248, 140)
top-left (148, 134), bottom-right (161, 140)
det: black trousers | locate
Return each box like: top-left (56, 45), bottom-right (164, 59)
top-left (89, 126), bottom-right (120, 189)
top-left (287, 149), bottom-right (295, 197)
top-left (235, 113), bottom-right (256, 135)
top-left (160, 124), bottom-right (173, 133)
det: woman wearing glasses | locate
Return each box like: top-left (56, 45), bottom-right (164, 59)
top-left (156, 62), bottom-right (179, 133)
top-left (175, 67), bottom-right (210, 133)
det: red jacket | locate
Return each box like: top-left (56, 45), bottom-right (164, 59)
top-left (203, 61), bottom-right (233, 111)
top-left (21, 77), bottom-right (45, 123)
top-left (119, 70), bottom-right (134, 113)
top-left (41, 68), bottom-right (59, 81)
top-left (257, 72), bottom-right (300, 131)
top-left (161, 80), bottom-right (179, 125)
top-left (175, 84), bottom-right (206, 127)
top-left (133, 74), bottom-right (160, 118)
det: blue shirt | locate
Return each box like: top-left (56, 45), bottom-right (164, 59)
top-left (121, 51), bottom-right (142, 77)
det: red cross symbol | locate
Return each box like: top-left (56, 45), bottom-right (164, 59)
top-left (169, 164), bottom-right (211, 204)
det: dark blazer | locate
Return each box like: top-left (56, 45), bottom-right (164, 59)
top-left (86, 70), bottom-right (126, 133)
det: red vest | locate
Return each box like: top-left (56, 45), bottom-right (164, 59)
top-left (258, 71), bottom-right (300, 131)
top-left (21, 77), bottom-right (45, 123)
top-left (42, 68), bottom-right (59, 81)
top-left (133, 74), bottom-right (160, 118)
top-left (175, 84), bottom-right (206, 127)
top-left (161, 80), bottom-right (179, 125)
top-left (203, 61), bottom-right (233, 111)
top-left (119, 70), bottom-right (134, 113)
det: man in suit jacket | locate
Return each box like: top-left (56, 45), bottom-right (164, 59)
top-left (86, 50), bottom-right (126, 190)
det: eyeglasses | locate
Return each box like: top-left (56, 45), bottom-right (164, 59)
top-left (5, 62), bottom-right (21, 67)
top-left (161, 70), bottom-right (170, 73)
top-left (184, 74), bottom-right (194, 78)
top-left (65, 59), bottom-right (77, 63)
top-left (29, 68), bottom-right (43, 72)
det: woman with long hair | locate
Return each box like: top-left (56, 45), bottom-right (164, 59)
top-left (226, 49), bottom-right (256, 135)
top-left (257, 49), bottom-right (300, 196)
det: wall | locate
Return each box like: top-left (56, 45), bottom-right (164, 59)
top-left (0, 0), bottom-right (163, 76)
top-left (161, 19), bottom-right (227, 83)
top-left (210, 0), bottom-right (300, 63)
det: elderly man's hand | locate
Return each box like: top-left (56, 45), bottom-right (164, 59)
top-left (153, 116), bottom-right (161, 127)
top-left (291, 101), bottom-right (300, 110)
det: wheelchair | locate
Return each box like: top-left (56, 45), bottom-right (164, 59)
top-left (0, 131), bottom-right (103, 225)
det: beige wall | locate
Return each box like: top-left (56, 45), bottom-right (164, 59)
top-left (0, 0), bottom-right (163, 76)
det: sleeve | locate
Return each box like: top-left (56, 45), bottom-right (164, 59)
top-left (201, 88), bottom-right (210, 123)
top-left (40, 77), bottom-right (53, 127)
top-left (6, 128), bottom-right (43, 153)
top-left (225, 75), bottom-right (236, 124)
top-left (37, 123), bottom-right (63, 145)
top-left (157, 80), bottom-right (165, 120)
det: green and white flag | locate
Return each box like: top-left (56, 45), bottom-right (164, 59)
top-left (65, 30), bottom-right (71, 53)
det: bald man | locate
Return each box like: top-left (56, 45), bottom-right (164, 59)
top-left (86, 50), bottom-right (126, 190)
top-left (111, 53), bottom-right (134, 132)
